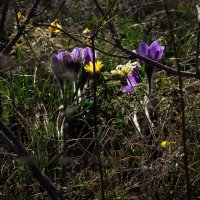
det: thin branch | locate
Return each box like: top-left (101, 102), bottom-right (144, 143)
top-left (1, 0), bottom-right (41, 54)
top-left (0, 118), bottom-right (63, 200)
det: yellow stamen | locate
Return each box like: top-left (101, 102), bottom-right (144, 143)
top-left (121, 66), bottom-right (131, 75)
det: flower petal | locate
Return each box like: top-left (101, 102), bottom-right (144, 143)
top-left (121, 66), bottom-right (131, 75)
top-left (71, 47), bottom-right (82, 61)
top-left (138, 41), bottom-right (149, 57)
top-left (149, 40), bottom-right (164, 60)
top-left (127, 73), bottom-right (137, 87)
top-left (84, 61), bottom-right (93, 74)
top-left (95, 61), bottom-right (103, 73)
top-left (133, 68), bottom-right (142, 83)
top-left (84, 61), bottom-right (103, 74)
top-left (121, 86), bottom-right (133, 94)
top-left (156, 46), bottom-right (165, 60)
top-left (82, 47), bottom-right (93, 65)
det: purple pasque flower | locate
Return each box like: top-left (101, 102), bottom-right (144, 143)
top-left (51, 50), bottom-right (72, 86)
top-left (138, 40), bottom-right (165, 61)
top-left (121, 73), bottom-right (138, 94)
top-left (53, 50), bottom-right (73, 65)
top-left (51, 49), bottom-right (82, 86)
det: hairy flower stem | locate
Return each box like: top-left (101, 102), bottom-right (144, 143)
top-left (164, 1), bottom-right (191, 199)
top-left (91, 38), bottom-right (105, 200)
top-left (145, 64), bottom-right (155, 94)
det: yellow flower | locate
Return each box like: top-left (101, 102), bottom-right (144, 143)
top-left (48, 19), bottom-right (62, 33)
top-left (160, 140), bottom-right (176, 148)
top-left (17, 11), bottom-right (25, 22)
top-left (84, 61), bottom-right (103, 74)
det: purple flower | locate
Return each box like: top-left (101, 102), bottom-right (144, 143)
top-left (51, 49), bottom-right (82, 86)
top-left (121, 73), bottom-right (138, 94)
top-left (82, 47), bottom-right (93, 65)
top-left (138, 40), bottom-right (165, 61)
top-left (52, 50), bottom-right (73, 65)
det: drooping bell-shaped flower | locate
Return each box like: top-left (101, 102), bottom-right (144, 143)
top-left (138, 40), bottom-right (165, 93)
top-left (51, 47), bottom-right (98, 98)
top-left (52, 50), bottom-right (72, 70)
top-left (138, 40), bottom-right (164, 61)
top-left (51, 50), bottom-right (82, 92)
top-left (58, 51), bottom-right (73, 65)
